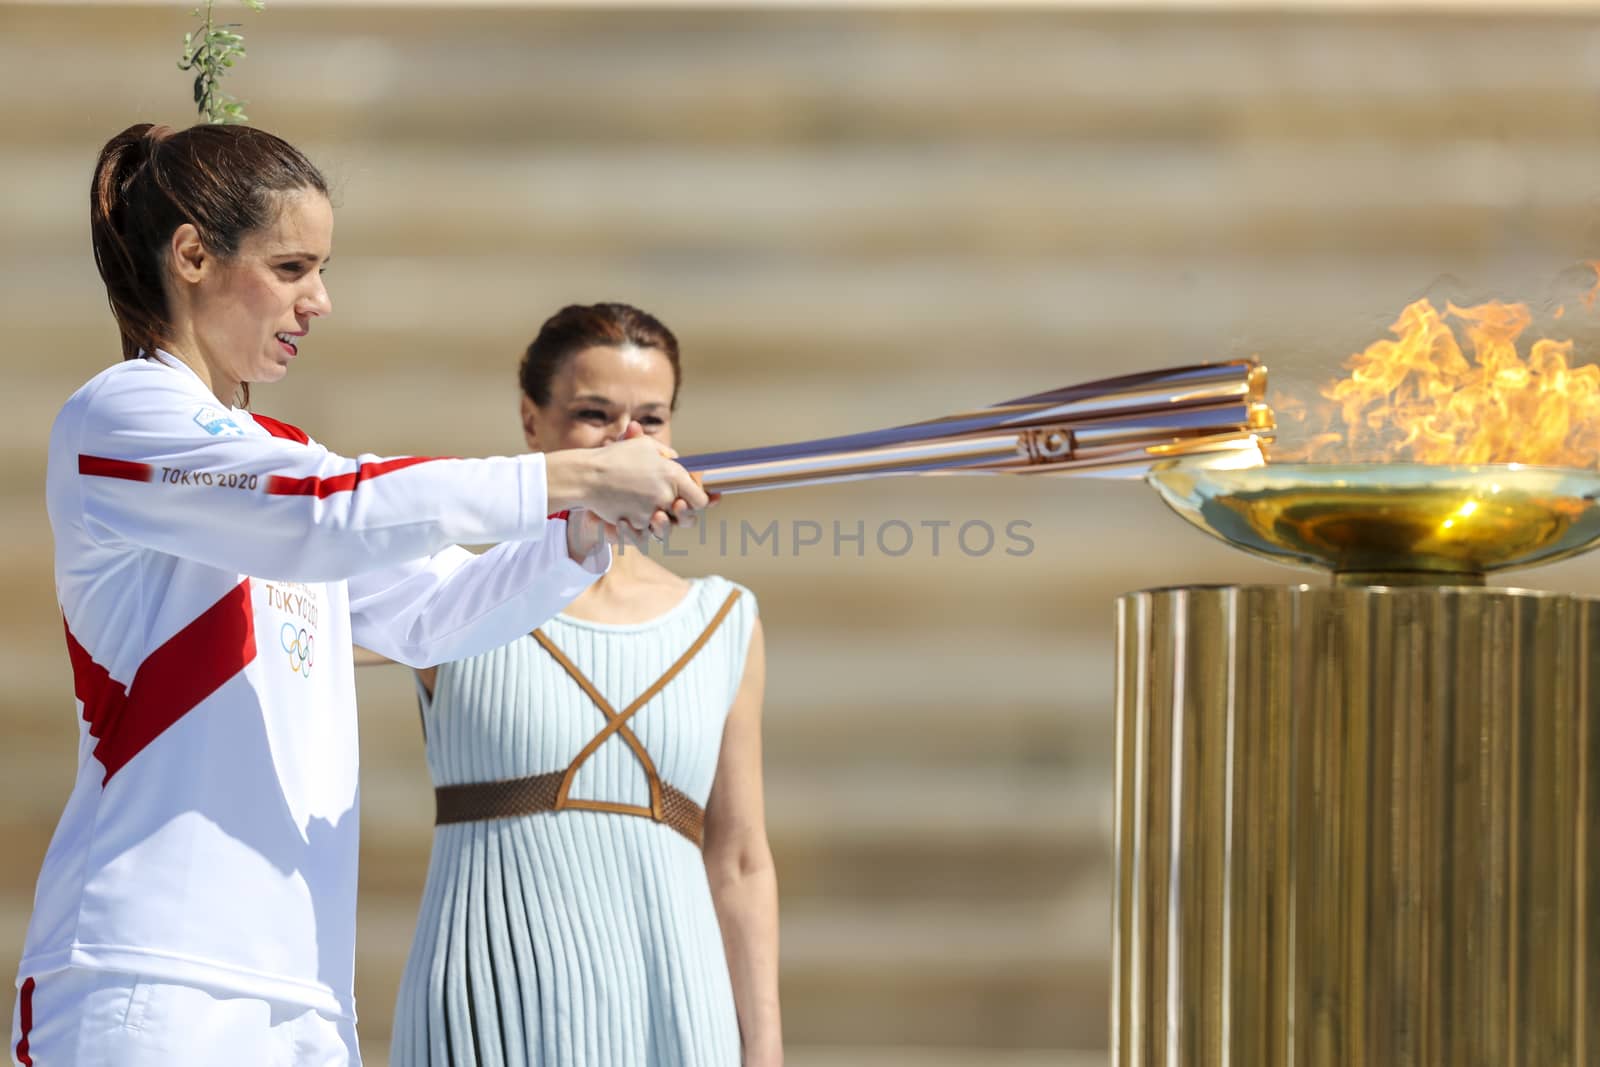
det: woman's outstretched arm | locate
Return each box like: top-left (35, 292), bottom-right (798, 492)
top-left (62, 361), bottom-right (701, 583)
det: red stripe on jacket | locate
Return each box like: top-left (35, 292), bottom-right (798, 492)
top-left (63, 580), bottom-right (258, 785)
top-left (78, 455), bottom-right (154, 482)
top-left (266, 456), bottom-right (441, 498)
top-left (14, 976), bottom-right (34, 1066)
top-left (251, 412), bottom-right (311, 445)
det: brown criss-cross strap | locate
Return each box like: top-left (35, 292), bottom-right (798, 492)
top-left (435, 589), bottom-right (741, 848)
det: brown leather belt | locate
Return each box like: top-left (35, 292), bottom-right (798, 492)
top-left (435, 770), bottom-right (707, 847)
top-left (431, 589), bottom-right (741, 851)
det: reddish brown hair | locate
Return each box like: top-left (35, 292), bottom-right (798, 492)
top-left (519, 303), bottom-right (683, 409)
top-left (90, 122), bottom-right (328, 363)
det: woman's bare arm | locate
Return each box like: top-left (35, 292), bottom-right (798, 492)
top-left (703, 618), bottom-right (782, 1066)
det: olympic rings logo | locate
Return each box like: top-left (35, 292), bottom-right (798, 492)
top-left (281, 623), bottom-right (315, 678)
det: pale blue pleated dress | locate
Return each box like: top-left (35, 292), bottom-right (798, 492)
top-left (391, 575), bottom-right (758, 1067)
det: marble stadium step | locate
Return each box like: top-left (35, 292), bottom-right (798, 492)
top-left (9, 143), bottom-right (1597, 262)
top-left (7, 8), bottom-right (1600, 148)
top-left (9, 252), bottom-right (1592, 385)
top-left (776, 898), bottom-right (1110, 1049)
top-left (762, 768), bottom-right (1112, 903)
top-left (762, 698), bottom-right (1107, 769)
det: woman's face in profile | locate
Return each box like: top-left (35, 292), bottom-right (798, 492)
top-left (523, 344), bottom-right (677, 452)
top-left (187, 189), bottom-right (333, 388)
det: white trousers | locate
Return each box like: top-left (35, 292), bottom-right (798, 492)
top-left (9, 968), bottom-right (360, 1067)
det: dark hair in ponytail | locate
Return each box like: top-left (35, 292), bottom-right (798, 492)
top-left (90, 122), bottom-right (328, 362)
top-left (520, 303), bottom-right (683, 410)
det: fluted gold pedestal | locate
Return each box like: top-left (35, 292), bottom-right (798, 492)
top-left (1114, 585), bottom-right (1600, 1067)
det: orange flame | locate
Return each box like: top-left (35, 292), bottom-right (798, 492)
top-left (1277, 298), bottom-right (1600, 467)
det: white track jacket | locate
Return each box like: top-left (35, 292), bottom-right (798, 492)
top-left (19, 352), bottom-right (608, 1019)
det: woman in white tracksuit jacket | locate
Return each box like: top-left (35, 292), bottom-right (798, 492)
top-left (9, 121), bottom-right (708, 1067)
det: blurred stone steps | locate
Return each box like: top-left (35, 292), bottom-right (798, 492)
top-left (9, 143), bottom-right (1599, 260)
top-left (7, 8), bottom-right (1600, 149)
top-left (8, 254), bottom-right (1593, 421)
top-left (775, 899), bottom-right (1109, 1048)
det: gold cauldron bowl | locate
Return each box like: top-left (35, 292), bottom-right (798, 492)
top-left (1147, 460), bottom-right (1600, 586)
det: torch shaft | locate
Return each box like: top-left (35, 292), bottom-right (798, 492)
top-left (679, 360), bottom-right (1272, 495)
top-left (681, 360), bottom-right (1265, 473)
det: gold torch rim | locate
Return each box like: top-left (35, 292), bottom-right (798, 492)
top-left (1146, 460), bottom-right (1600, 585)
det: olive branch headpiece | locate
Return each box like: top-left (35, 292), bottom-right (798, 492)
top-left (178, 0), bottom-right (265, 125)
